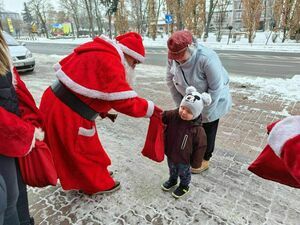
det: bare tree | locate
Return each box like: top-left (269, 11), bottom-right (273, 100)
top-left (0, 0), bottom-right (4, 11)
top-left (115, 0), bottom-right (129, 34)
top-left (59, 0), bottom-right (81, 37)
top-left (101, 0), bottom-right (119, 38)
top-left (242, 0), bottom-right (263, 43)
top-left (147, 0), bottom-right (157, 39)
top-left (183, 0), bottom-right (206, 37)
top-left (165, 0), bottom-right (179, 32)
top-left (290, 0), bottom-right (300, 41)
top-left (83, 0), bottom-right (95, 37)
top-left (129, 0), bottom-right (144, 33)
top-left (273, 0), bottom-right (299, 42)
top-left (204, 0), bottom-right (218, 39)
top-left (93, 0), bottom-right (104, 35)
top-left (215, 0), bottom-right (230, 42)
top-left (28, 0), bottom-right (51, 38)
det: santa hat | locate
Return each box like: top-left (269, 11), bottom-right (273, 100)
top-left (180, 86), bottom-right (211, 119)
top-left (116, 32), bottom-right (145, 63)
top-left (248, 116), bottom-right (300, 188)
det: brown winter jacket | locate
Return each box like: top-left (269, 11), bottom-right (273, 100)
top-left (162, 109), bottom-right (207, 168)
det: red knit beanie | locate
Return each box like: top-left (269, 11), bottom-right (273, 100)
top-left (167, 30), bottom-right (193, 60)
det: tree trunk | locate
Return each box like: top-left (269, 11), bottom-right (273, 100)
top-left (84, 0), bottom-right (95, 37)
top-left (72, 15), bottom-right (80, 37)
top-left (108, 14), bottom-right (112, 38)
top-left (94, 0), bottom-right (103, 35)
top-left (37, 11), bottom-right (48, 38)
top-left (204, 0), bottom-right (216, 38)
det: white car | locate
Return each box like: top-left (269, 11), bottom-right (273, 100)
top-left (3, 31), bottom-right (35, 72)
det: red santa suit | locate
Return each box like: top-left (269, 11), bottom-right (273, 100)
top-left (248, 116), bottom-right (300, 188)
top-left (39, 32), bottom-right (155, 194)
top-left (0, 68), bottom-right (44, 158)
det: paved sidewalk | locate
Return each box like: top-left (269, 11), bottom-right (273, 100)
top-left (22, 60), bottom-right (300, 225)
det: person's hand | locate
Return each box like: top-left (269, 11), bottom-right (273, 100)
top-left (34, 127), bottom-right (45, 141)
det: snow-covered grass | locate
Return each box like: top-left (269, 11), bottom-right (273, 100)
top-left (19, 31), bottom-right (300, 53)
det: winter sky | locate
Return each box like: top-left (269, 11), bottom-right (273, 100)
top-left (2, 0), bottom-right (59, 13)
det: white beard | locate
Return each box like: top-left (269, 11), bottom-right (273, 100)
top-left (123, 60), bottom-right (136, 86)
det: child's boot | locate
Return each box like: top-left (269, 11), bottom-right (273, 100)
top-left (161, 180), bottom-right (177, 191)
top-left (172, 185), bottom-right (189, 198)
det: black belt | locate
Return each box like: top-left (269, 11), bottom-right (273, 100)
top-left (50, 80), bottom-right (98, 121)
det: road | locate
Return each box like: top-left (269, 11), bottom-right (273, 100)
top-left (25, 42), bottom-right (300, 78)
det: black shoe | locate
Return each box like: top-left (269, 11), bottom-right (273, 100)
top-left (172, 185), bottom-right (189, 198)
top-left (97, 181), bottom-right (121, 194)
top-left (161, 180), bottom-right (177, 191)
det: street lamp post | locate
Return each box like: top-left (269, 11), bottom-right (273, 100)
top-left (265, 20), bottom-right (276, 45)
top-left (227, 25), bottom-right (233, 45)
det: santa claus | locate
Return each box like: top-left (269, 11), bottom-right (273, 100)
top-left (248, 116), bottom-right (300, 188)
top-left (39, 32), bottom-right (160, 194)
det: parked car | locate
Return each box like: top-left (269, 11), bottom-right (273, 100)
top-left (3, 31), bottom-right (35, 72)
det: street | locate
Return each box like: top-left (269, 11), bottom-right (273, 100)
top-left (25, 42), bottom-right (300, 78)
top-left (21, 53), bottom-right (300, 225)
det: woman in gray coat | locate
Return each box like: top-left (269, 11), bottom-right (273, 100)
top-left (166, 30), bottom-right (232, 173)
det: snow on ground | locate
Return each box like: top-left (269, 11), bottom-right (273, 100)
top-left (20, 31), bottom-right (300, 53)
top-left (36, 52), bottom-right (300, 103)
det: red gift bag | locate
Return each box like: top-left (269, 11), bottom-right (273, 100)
top-left (18, 140), bottom-right (58, 187)
top-left (248, 116), bottom-right (300, 188)
top-left (248, 145), bottom-right (300, 188)
top-left (142, 108), bottom-right (165, 162)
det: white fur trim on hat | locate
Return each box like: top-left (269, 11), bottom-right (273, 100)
top-left (53, 62), bottom-right (61, 72)
top-left (100, 34), bottom-right (125, 64)
top-left (56, 69), bottom-right (138, 101)
top-left (118, 43), bottom-right (145, 63)
top-left (268, 115), bottom-right (300, 157)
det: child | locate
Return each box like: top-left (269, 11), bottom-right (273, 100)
top-left (161, 86), bottom-right (212, 198)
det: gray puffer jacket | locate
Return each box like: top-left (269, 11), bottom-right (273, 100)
top-left (166, 44), bottom-right (232, 123)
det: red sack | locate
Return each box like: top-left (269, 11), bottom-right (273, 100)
top-left (18, 141), bottom-right (58, 187)
top-left (248, 116), bottom-right (300, 188)
top-left (142, 107), bottom-right (165, 162)
top-left (248, 145), bottom-right (300, 188)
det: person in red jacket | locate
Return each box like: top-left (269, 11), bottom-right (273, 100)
top-left (0, 30), bottom-right (44, 225)
top-left (39, 32), bottom-right (160, 194)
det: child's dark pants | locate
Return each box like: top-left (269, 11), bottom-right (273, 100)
top-left (167, 158), bottom-right (191, 187)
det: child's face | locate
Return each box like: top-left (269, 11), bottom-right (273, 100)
top-left (179, 106), bottom-right (194, 121)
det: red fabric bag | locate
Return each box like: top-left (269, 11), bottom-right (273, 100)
top-left (142, 107), bottom-right (165, 162)
top-left (248, 145), bottom-right (300, 188)
top-left (248, 116), bottom-right (300, 188)
top-left (18, 140), bottom-right (58, 187)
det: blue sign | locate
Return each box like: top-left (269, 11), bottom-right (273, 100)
top-left (165, 14), bottom-right (173, 24)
